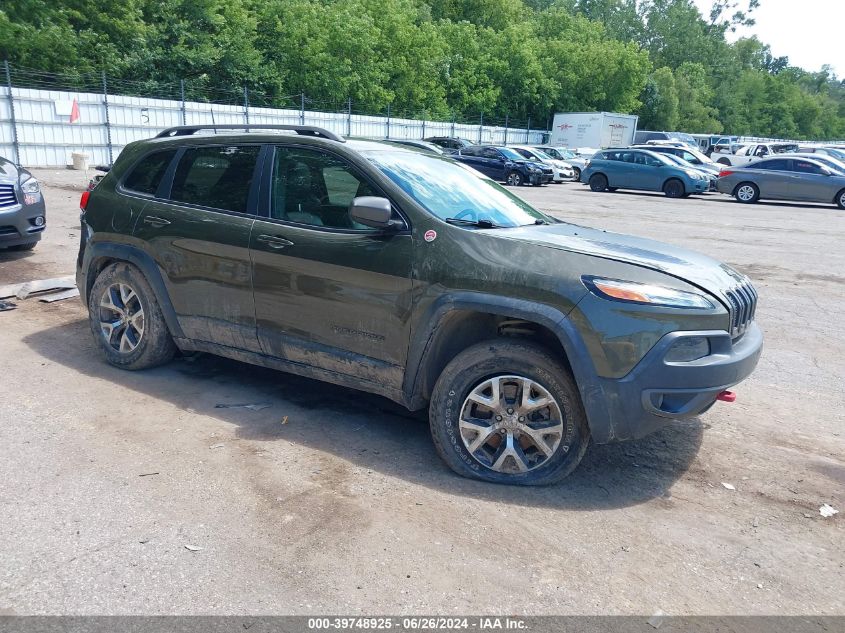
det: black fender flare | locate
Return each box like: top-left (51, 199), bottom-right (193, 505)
top-left (80, 241), bottom-right (184, 339)
top-left (402, 292), bottom-right (613, 442)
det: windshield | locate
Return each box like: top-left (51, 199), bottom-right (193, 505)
top-left (498, 147), bottom-right (525, 161)
top-left (364, 150), bottom-right (552, 228)
top-left (529, 149), bottom-right (553, 160)
top-left (825, 148), bottom-right (845, 160)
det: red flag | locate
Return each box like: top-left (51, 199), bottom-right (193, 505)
top-left (69, 98), bottom-right (80, 123)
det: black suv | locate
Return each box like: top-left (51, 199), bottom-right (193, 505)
top-left (453, 145), bottom-right (553, 186)
top-left (423, 136), bottom-right (474, 151)
top-left (77, 125), bottom-right (762, 485)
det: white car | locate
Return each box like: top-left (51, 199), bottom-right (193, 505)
top-left (713, 142), bottom-right (800, 167)
top-left (533, 146), bottom-right (592, 180)
top-left (509, 146), bottom-right (573, 182)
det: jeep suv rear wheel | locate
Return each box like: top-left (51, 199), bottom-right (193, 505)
top-left (429, 340), bottom-right (590, 485)
top-left (88, 262), bottom-right (176, 370)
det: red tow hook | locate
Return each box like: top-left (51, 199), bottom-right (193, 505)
top-left (717, 390), bottom-right (736, 403)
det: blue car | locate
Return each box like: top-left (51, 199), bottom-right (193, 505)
top-left (453, 145), bottom-right (554, 186)
top-left (580, 148), bottom-right (710, 198)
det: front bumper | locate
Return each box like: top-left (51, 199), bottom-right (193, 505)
top-left (0, 201), bottom-right (46, 248)
top-left (592, 323), bottom-right (763, 442)
top-left (529, 173), bottom-right (553, 185)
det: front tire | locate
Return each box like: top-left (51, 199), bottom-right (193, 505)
top-left (572, 167), bottom-right (581, 181)
top-left (429, 339), bottom-right (590, 486)
top-left (88, 262), bottom-right (176, 370)
top-left (663, 178), bottom-right (685, 198)
top-left (589, 173), bottom-right (608, 192)
top-left (506, 172), bottom-right (523, 187)
top-left (734, 182), bottom-right (760, 204)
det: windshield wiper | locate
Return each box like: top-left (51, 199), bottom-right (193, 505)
top-left (444, 217), bottom-right (502, 228)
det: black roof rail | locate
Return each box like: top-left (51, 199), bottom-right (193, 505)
top-left (155, 124), bottom-right (345, 142)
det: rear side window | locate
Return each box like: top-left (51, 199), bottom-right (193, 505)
top-left (757, 159), bottom-right (789, 171)
top-left (123, 150), bottom-right (177, 195)
top-left (170, 146), bottom-right (260, 213)
top-left (792, 160), bottom-right (825, 174)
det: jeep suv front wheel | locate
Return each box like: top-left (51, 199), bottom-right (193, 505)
top-left (88, 262), bottom-right (176, 370)
top-left (429, 340), bottom-right (589, 485)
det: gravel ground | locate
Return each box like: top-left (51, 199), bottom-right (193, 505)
top-left (0, 169), bottom-right (842, 615)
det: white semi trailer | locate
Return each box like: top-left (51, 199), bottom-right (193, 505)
top-left (550, 112), bottom-right (638, 149)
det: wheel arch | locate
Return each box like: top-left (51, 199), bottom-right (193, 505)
top-left (403, 293), bottom-right (613, 441)
top-left (82, 242), bottom-right (184, 339)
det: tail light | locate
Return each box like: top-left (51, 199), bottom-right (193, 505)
top-left (80, 190), bottom-right (90, 210)
top-left (718, 170), bottom-right (734, 177)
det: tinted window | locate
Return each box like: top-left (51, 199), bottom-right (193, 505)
top-left (461, 147), bottom-right (480, 157)
top-left (793, 160), bottom-right (826, 174)
top-left (514, 148), bottom-right (533, 159)
top-left (123, 150), bottom-right (177, 195)
top-left (270, 146), bottom-right (375, 230)
top-left (757, 159), bottom-right (790, 171)
top-left (481, 147), bottom-right (501, 159)
top-left (170, 146), bottom-right (259, 213)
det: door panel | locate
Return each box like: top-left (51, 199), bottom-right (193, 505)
top-left (133, 145), bottom-right (261, 351)
top-left (251, 146), bottom-right (414, 388)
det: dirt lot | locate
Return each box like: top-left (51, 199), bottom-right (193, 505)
top-left (0, 170), bottom-right (842, 615)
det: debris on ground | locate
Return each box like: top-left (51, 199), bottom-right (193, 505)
top-left (184, 545), bottom-right (203, 552)
top-left (210, 443), bottom-right (225, 449)
top-left (721, 482), bottom-right (736, 490)
top-left (0, 299), bottom-right (16, 312)
top-left (138, 472), bottom-right (159, 477)
top-left (0, 275), bottom-right (76, 300)
top-left (819, 504), bottom-right (839, 518)
top-left (38, 287), bottom-right (80, 302)
top-left (281, 416), bottom-right (289, 425)
top-left (647, 610), bottom-right (666, 629)
top-left (214, 402), bottom-right (271, 411)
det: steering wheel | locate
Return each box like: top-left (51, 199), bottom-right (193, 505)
top-left (453, 208), bottom-right (478, 222)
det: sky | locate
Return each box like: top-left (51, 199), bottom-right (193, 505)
top-left (691, 0), bottom-right (844, 77)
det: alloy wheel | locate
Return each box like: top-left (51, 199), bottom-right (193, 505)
top-left (98, 282), bottom-right (145, 353)
top-left (458, 375), bottom-right (564, 474)
top-left (737, 185), bottom-right (756, 202)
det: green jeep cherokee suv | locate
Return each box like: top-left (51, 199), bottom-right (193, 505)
top-left (77, 125), bottom-right (762, 485)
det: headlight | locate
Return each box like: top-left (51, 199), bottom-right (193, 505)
top-left (582, 276), bottom-right (716, 309)
top-left (21, 178), bottom-right (40, 194)
top-left (529, 166), bottom-right (541, 173)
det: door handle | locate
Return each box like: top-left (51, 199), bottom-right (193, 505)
top-left (143, 215), bottom-right (171, 228)
top-left (256, 234), bottom-right (294, 249)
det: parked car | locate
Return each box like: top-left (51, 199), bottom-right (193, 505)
top-left (77, 123), bottom-right (762, 485)
top-left (0, 155), bottom-right (46, 251)
top-left (713, 143), bottom-right (800, 166)
top-left (534, 146), bottom-right (590, 180)
top-left (383, 139), bottom-right (445, 155)
top-left (633, 130), bottom-right (698, 149)
top-left (630, 144), bottom-right (722, 176)
top-left (453, 145), bottom-right (553, 186)
top-left (509, 145), bottom-right (574, 182)
top-left (659, 153), bottom-right (717, 190)
top-left (799, 146), bottom-right (845, 162)
top-left (580, 148), bottom-right (710, 197)
top-left (717, 157), bottom-right (845, 208)
top-left (423, 136), bottom-right (474, 151)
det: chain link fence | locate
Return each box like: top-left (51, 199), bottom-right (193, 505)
top-left (0, 62), bottom-right (550, 167)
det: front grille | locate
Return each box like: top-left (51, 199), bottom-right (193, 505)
top-left (725, 281), bottom-right (758, 339)
top-left (0, 184), bottom-right (17, 208)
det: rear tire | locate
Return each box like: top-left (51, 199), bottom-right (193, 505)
top-left (88, 262), bottom-right (176, 370)
top-left (734, 182), bottom-right (760, 204)
top-left (589, 173), bottom-right (608, 192)
top-left (663, 178), bottom-right (685, 198)
top-left (429, 339), bottom-right (590, 486)
top-left (836, 188), bottom-right (845, 210)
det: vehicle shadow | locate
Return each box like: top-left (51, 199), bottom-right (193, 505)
top-left (24, 317), bottom-right (705, 511)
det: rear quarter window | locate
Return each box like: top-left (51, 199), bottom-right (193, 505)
top-left (123, 150), bottom-right (177, 195)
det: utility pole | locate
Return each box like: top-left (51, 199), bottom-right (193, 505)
top-left (180, 79), bottom-right (187, 125)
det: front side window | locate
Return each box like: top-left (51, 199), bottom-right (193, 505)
top-left (170, 146), bottom-right (259, 213)
top-left (123, 149), bottom-right (177, 195)
top-left (270, 147), bottom-right (376, 230)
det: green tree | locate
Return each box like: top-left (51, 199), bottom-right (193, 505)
top-left (639, 67), bottom-right (679, 130)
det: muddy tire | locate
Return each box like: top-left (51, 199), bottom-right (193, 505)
top-left (429, 339), bottom-right (590, 486)
top-left (88, 262), bottom-right (176, 370)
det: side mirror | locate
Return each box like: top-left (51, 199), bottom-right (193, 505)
top-left (350, 196), bottom-right (397, 229)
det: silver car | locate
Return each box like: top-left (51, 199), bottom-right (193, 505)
top-left (716, 156), bottom-right (845, 209)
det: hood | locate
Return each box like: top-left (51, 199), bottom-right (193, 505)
top-left (499, 223), bottom-right (748, 304)
top-left (0, 158), bottom-right (21, 183)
